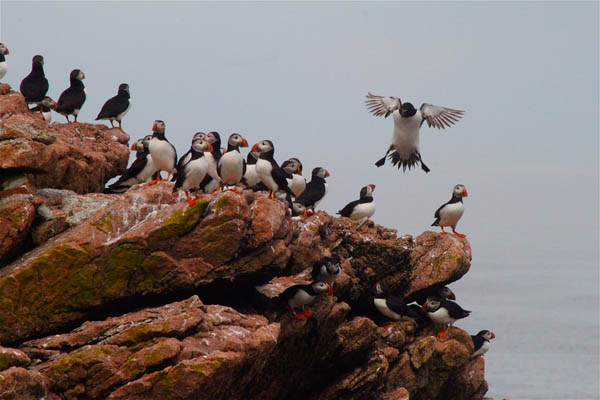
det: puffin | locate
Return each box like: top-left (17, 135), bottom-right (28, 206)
top-left (20, 55), bottom-right (49, 108)
top-left (218, 133), bottom-right (249, 191)
top-left (291, 202), bottom-right (308, 218)
top-left (365, 92), bottom-right (464, 173)
top-left (198, 131), bottom-right (223, 193)
top-left (296, 167), bottom-right (330, 214)
top-left (406, 286), bottom-right (456, 306)
top-left (471, 330), bottom-right (496, 358)
top-left (0, 43), bottom-right (9, 81)
top-left (431, 184), bottom-right (468, 237)
top-left (252, 140), bottom-right (295, 199)
top-left (95, 83), bottom-right (131, 130)
top-left (282, 158), bottom-right (306, 198)
top-left (30, 96), bottom-right (56, 123)
top-left (104, 135), bottom-right (157, 193)
top-left (171, 132), bottom-right (206, 182)
top-left (374, 282), bottom-right (421, 325)
top-left (422, 296), bottom-right (471, 338)
top-left (148, 120), bottom-right (177, 184)
top-left (311, 255), bottom-right (341, 295)
top-left (241, 151), bottom-right (261, 188)
top-left (278, 281), bottom-right (329, 319)
top-left (337, 184), bottom-right (376, 225)
top-left (173, 139), bottom-right (213, 206)
top-left (55, 69), bottom-right (86, 122)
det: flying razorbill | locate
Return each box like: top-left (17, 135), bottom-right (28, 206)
top-left (365, 92), bottom-right (464, 173)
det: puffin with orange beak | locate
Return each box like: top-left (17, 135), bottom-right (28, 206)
top-left (337, 184), bottom-right (376, 226)
top-left (422, 296), bottom-right (471, 339)
top-left (173, 139), bottom-right (213, 206)
top-left (282, 158), bottom-right (306, 198)
top-left (471, 330), bottom-right (496, 358)
top-left (55, 69), bottom-right (86, 122)
top-left (296, 167), bottom-right (330, 215)
top-left (252, 140), bottom-right (295, 199)
top-left (217, 133), bottom-right (249, 192)
top-left (0, 43), bottom-right (9, 82)
top-left (431, 184), bottom-right (468, 237)
top-left (104, 135), bottom-right (157, 193)
top-left (148, 120), bottom-right (177, 184)
top-left (311, 255), bottom-right (342, 296)
top-left (95, 83), bottom-right (130, 131)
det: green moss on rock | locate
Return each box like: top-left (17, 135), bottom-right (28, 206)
top-left (147, 200), bottom-right (208, 249)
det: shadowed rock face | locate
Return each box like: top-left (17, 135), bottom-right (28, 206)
top-left (0, 86), bottom-right (486, 400)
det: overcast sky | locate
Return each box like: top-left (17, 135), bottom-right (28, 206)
top-left (2, 2), bottom-right (598, 398)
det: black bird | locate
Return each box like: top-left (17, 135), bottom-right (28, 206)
top-left (296, 167), bottom-right (329, 214)
top-left (422, 296), bottom-right (471, 338)
top-left (431, 184), bottom-right (468, 237)
top-left (337, 184), bottom-right (376, 225)
top-left (0, 43), bottom-right (9, 81)
top-left (55, 69), bottom-right (86, 122)
top-left (20, 55), bottom-right (49, 107)
top-left (252, 140), bottom-right (295, 199)
top-left (471, 330), bottom-right (495, 358)
top-left (365, 92), bottom-right (464, 173)
top-left (374, 282), bottom-right (421, 325)
top-left (405, 285), bottom-right (456, 306)
top-left (95, 83), bottom-right (131, 130)
top-left (278, 282), bottom-right (329, 319)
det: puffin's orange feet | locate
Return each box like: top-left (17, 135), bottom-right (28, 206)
top-left (148, 179), bottom-right (159, 185)
top-left (231, 188), bottom-right (242, 194)
top-left (188, 198), bottom-right (197, 207)
top-left (452, 229), bottom-right (466, 238)
top-left (384, 323), bottom-right (395, 329)
top-left (306, 210), bottom-right (315, 216)
top-left (438, 327), bottom-right (449, 339)
top-left (303, 309), bottom-right (312, 317)
top-left (295, 312), bottom-right (306, 319)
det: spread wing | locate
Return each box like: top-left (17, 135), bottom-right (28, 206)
top-left (365, 92), bottom-right (401, 118)
top-left (337, 199), bottom-right (360, 217)
top-left (419, 103), bottom-right (464, 129)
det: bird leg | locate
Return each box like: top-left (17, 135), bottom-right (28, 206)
top-left (452, 228), bottom-right (466, 238)
top-left (438, 326), bottom-right (449, 339)
top-left (110, 120), bottom-right (115, 128)
top-left (74, 115), bottom-right (78, 123)
top-left (420, 160), bottom-right (430, 173)
top-left (294, 306), bottom-right (306, 319)
top-left (268, 191), bottom-right (274, 200)
top-left (65, 115), bottom-right (70, 123)
top-left (148, 172), bottom-right (162, 185)
top-left (375, 145), bottom-right (393, 167)
top-left (356, 218), bottom-right (368, 228)
top-left (440, 227), bottom-right (448, 234)
top-left (231, 186), bottom-right (242, 194)
top-left (118, 121), bottom-right (123, 132)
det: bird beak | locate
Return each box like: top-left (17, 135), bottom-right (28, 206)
top-left (241, 138), bottom-right (249, 147)
top-left (130, 143), bottom-right (136, 150)
top-left (207, 143), bottom-right (214, 152)
top-left (303, 209), bottom-right (308, 217)
top-left (251, 143), bottom-right (259, 152)
top-left (368, 184), bottom-right (376, 191)
top-left (81, 71), bottom-right (85, 79)
top-left (462, 188), bottom-right (468, 197)
top-left (4, 48), bottom-right (8, 55)
top-left (152, 122), bottom-right (158, 131)
top-left (448, 292), bottom-right (456, 300)
top-left (324, 170), bottom-right (330, 178)
top-left (490, 332), bottom-right (496, 339)
top-left (298, 167), bottom-right (303, 175)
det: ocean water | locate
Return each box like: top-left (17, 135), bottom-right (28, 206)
top-left (452, 255), bottom-right (599, 400)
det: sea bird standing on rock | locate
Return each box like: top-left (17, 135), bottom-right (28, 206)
top-left (252, 140), bottom-right (295, 199)
top-left (173, 139), bottom-right (213, 206)
top-left (95, 83), bottom-right (131, 131)
top-left (422, 296), bottom-right (471, 339)
top-left (20, 55), bottom-right (49, 108)
top-left (337, 184), bottom-right (376, 226)
top-left (241, 151), bottom-right (261, 188)
top-left (148, 120), bottom-right (177, 184)
top-left (406, 285), bottom-right (456, 306)
top-left (471, 330), bottom-right (495, 358)
top-left (104, 135), bottom-right (157, 193)
top-left (199, 131), bottom-right (223, 193)
top-left (279, 281), bottom-right (330, 319)
top-left (374, 282), bottom-right (421, 325)
top-left (55, 69), bottom-right (86, 122)
top-left (296, 167), bottom-right (329, 214)
top-left (365, 92), bottom-right (464, 173)
top-left (282, 158), bottom-right (306, 198)
top-left (171, 132), bottom-right (206, 183)
top-left (0, 43), bottom-right (9, 81)
top-left (218, 133), bottom-right (249, 192)
top-left (431, 184), bottom-right (468, 237)
top-left (311, 255), bottom-right (342, 296)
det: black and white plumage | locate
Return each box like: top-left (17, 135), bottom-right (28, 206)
top-left (173, 140), bottom-right (213, 204)
top-left (252, 140), bottom-right (295, 199)
top-left (291, 202), bottom-right (308, 217)
top-left (311, 255), bottom-right (341, 295)
top-left (365, 92), bottom-right (464, 173)
top-left (199, 131), bottom-right (222, 193)
top-left (374, 282), bottom-right (421, 322)
top-left (422, 296), bottom-right (471, 338)
top-left (148, 120), bottom-right (177, 183)
top-left (241, 151), bottom-right (261, 188)
top-left (471, 330), bottom-right (495, 358)
top-left (337, 184), bottom-right (376, 224)
top-left (55, 69), bottom-right (86, 122)
top-left (104, 135), bottom-right (157, 193)
top-left (20, 55), bottom-right (49, 106)
top-left (171, 132), bottom-right (206, 182)
top-left (431, 184), bottom-right (468, 237)
top-left (296, 167), bottom-right (329, 213)
top-left (278, 281), bottom-right (329, 319)
top-left (218, 133), bottom-right (249, 188)
top-left (0, 43), bottom-right (9, 81)
top-left (405, 286), bottom-right (456, 306)
top-left (30, 96), bottom-right (56, 123)
top-left (95, 83), bottom-right (131, 130)
top-left (282, 158), bottom-right (306, 198)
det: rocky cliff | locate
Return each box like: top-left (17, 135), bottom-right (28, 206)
top-left (0, 87), bottom-right (488, 400)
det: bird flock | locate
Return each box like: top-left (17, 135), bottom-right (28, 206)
top-left (1, 47), bottom-right (494, 358)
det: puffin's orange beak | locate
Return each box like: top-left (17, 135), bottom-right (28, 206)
top-left (324, 170), bottom-right (330, 178)
top-left (241, 138), bottom-right (249, 147)
top-left (207, 143), bottom-right (214, 152)
top-left (251, 143), bottom-right (259, 152)
top-left (303, 209), bottom-right (308, 217)
top-left (463, 188), bottom-right (468, 197)
top-left (81, 72), bottom-right (85, 79)
top-left (4, 48), bottom-right (9, 55)
top-left (421, 303), bottom-right (428, 311)
top-left (490, 332), bottom-right (496, 339)
top-left (130, 143), bottom-right (136, 150)
top-left (448, 292), bottom-right (456, 300)
top-left (368, 184), bottom-right (376, 191)
top-left (298, 167), bottom-right (303, 175)
top-left (152, 122), bottom-right (158, 131)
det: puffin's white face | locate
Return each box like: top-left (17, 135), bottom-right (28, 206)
top-left (152, 120), bottom-right (166, 133)
top-left (41, 96), bottom-right (56, 109)
top-left (453, 184), bottom-right (468, 198)
top-left (326, 260), bottom-right (341, 275)
top-left (282, 159), bottom-right (301, 175)
top-left (438, 287), bottom-right (456, 300)
top-left (192, 139), bottom-right (212, 153)
top-left (77, 70), bottom-right (85, 80)
top-left (142, 135), bottom-right (153, 149)
top-left (251, 140), bottom-right (274, 154)
top-left (479, 330), bottom-right (495, 340)
top-left (292, 202), bottom-right (307, 216)
top-left (312, 282), bottom-right (330, 294)
top-left (132, 139), bottom-right (145, 152)
top-left (206, 132), bottom-right (220, 145)
top-left (422, 297), bottom-right (441, 312)
top-left (193, 132), bottom-right (206, 142)
top-left (228, 134), bottom-right (248, 147)
top-left (375, 282), bottom-right (386, 295)
top-left (0, 43), bottom-right (9, 55)
top-left (313, 167), bottom-right (330, 179)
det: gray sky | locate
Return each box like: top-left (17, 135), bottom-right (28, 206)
top-left (2, 2), bottom-right (598, 398)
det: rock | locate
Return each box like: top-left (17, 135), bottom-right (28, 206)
top-left (0, 367), bottom-right (49, 400)
top-left (0, 194), bottom-right (36, 263)
top-left (0, 346), bottom-right (30, 371)
top-left (0, 90), bottom-right (129, 194)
